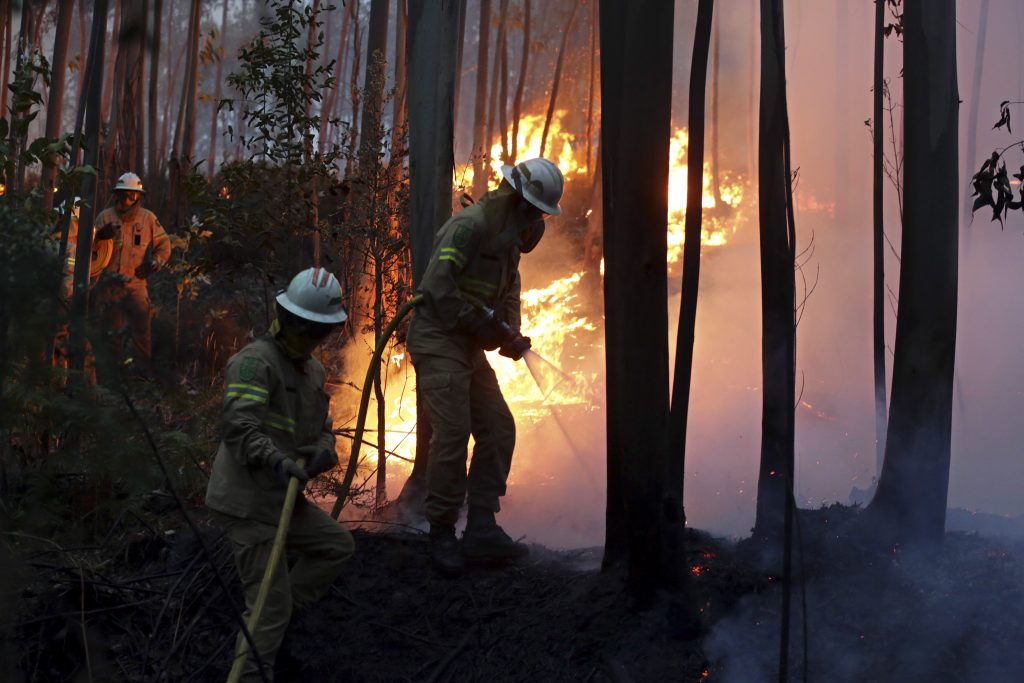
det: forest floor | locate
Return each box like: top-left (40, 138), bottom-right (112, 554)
top-left (5, 502), bottom-right (1024, 682)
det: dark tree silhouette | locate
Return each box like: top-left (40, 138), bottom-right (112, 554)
top-left (599, 0), bottom-right (674, 600)
top-left (870, 0), bottom-right (959, 546)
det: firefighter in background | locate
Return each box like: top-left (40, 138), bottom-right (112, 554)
top-left (407, 157), bottom-right (564, 575)
top-left (206, 267), bottom-right (354, 682)
top-left (92, 172), bottom-right (170, 371)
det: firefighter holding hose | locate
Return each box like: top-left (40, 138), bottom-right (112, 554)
top-left (206, 267), bottom-right (354, 681)
top-left (407, 157), bottom-right (564, 576)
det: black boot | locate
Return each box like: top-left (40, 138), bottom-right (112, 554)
top-left (429, 524), bottom-right (464, 577)
top-left (462, 506), bottom-right (529, 562)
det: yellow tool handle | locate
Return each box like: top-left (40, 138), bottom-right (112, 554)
top-left (225, 457), bottom-right (307, 683)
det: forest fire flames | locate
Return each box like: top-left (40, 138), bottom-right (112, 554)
top-left (336, 111), bottom-right (748, 503)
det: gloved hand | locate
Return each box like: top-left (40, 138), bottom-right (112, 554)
top-left (134, 262), bottom-right (153, 279)
top-left (270, 453), bottom-right (309, 487)
top-left (471, 307), bottom-right (516, 351)
top-left (498, 333), bottom-right (531, 361)
top-left (95, 223), bottom-right (117, 240)
top-left (296, 444), bottom-right (337, 478)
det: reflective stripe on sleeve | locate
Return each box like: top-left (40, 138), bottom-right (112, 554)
top-left (439, 247), bottom-right (467, 267)
top-left (226, 382), bottom-right (269, 403)
top-left (265, 411), bottom-right (296, 433)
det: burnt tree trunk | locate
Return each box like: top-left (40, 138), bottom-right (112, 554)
top-left (69, 0), bottom-right (110, 382)
top-left (485, 0), bottom-right (508, 171)
top-left (393, 0), bottom-right (460, 520)
top-left (470, 0), bottom-right (491, 198)
top-left (872, 0), bottom-right (887, 478)
top-left (452, 0), bottom-right (467, 141)
top-left (510, 0), bottom-right (530, 163)
top-left (709, 10), bottom-right (721, 205)
top-left (963, 0), bottom-right (989, 224)
top-left (599, 0), bottom-right (674, 602)
top-left (540, 0), bottom-right (581, 159)
top-left (870, 0), bottom-right (959, 546)
top-left (752, 0), bottom-right (797, 547)
top-left (665, 0), bottom-right (714, 591)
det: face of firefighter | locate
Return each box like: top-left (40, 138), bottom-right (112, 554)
top-left (516, 199), bottom-right (547, 253)
top-left (277, 317), bottom-right (342, 359)
top-left (115, 190), bottom-right (141, 212)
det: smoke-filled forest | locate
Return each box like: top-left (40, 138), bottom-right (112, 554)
top-left (1, 0), bottom-right (1024, 681)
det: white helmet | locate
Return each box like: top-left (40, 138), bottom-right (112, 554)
top-left (276, 267), bottom-right (348, 324)
top-left (113, 172), bottom-right (145, 193)
top-left (500, 158), bottom-right (564, 216)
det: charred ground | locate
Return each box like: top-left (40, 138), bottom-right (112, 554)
top-left (5, 503), bottom-right (1024, 682)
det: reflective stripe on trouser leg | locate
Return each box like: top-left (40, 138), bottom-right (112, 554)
top-left (412, 353), bottom-right (474, 527)
top-left (466, 353), bottom-right (515, 513)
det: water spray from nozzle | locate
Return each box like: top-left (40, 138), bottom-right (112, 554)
top-left (522, 349), bottom-right (598, 489)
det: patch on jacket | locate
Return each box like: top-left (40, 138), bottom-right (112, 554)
top-left (453, 224), bottom-right (472, 248)
top-left (239, 356), bottom-right (260, 381)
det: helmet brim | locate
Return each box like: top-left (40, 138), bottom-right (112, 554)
top-left (500, 164), bottom-right (562, 216)
top-left (275, 292), bottom-right (348, 324)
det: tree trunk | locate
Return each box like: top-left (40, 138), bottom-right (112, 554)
top-left (0, 0), bottom-right (10, 118)
top-left (391, 0), bottom-right (460, 520)
top-left (207, 0), bottom-right (229, 178)
top-left (540, 0), bottom-right (580, 159)
top-left (40, 0), bottom-right (75, 213)
top-left (389, 0), bottom-right (407, 163)
top-left (584, 0), bottom-right (595, 174)
top-left (179, 0), bottom-right (201, 162)
top-left (963, 0), bottom-right (989, 224)
top-left (148, 0), bottom-right (162, 186)
top-left (452, 0), bottom-right (467, 142)
top-left (319, 0), bottom-right (353, 156)
top-left (747, 0), bottom-right (756, 181)
top-left (470, 0), bottom-right (491, 198)
top-left (498, 4), bottom-right (509, 163)
top-left (485, 0), bottom-right (507, 171)
top-left (752, 0), bottom-right (797, 546)
top-left (101, 0), bottom-right (119, 124)
top-left (599, 0), bottom-right (674, 602)
top-left (872, 0), bottom-right (887, 479)
top-left (69, 0), bottom-right (110, 383)
top-left (357, 0), bottom-right (389, 174)
top-left (345, 1), bottom-right (362, 177)
top-left (510, 0), bottom-right (530, 164)
top-left (709, 10), bottom-right (721, 204)
top-left (869, 0), bottom-right (959, 546)
top-left (665, 0), bottom-right (714, 593)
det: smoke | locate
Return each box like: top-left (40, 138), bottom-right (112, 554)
top-left (704, 533), bottom-right (1024, 682)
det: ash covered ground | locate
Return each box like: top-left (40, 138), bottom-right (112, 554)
top-left (8, 504), bottom-right (1024, 682)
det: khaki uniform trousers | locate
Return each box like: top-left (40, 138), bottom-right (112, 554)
top-left (96, 281), bottom-right (153, 368)
top-left (412, 350), bottom-right (516, 526)
top-left (215, 502), bottom-right (355, 682)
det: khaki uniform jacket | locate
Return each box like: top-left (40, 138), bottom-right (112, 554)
top-left (95, 204), bottom-right (171, 286)
top-left (205, 336), bottom-right (336, 525)
top-left (407, 189), bottom-right (523, 361)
